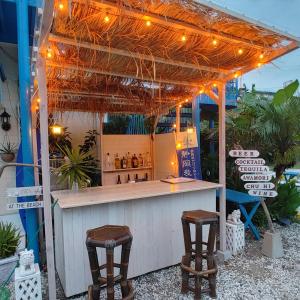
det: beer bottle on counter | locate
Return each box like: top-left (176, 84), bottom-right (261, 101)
top-left (117, 175), bottom-right (121, 184)
top-left (127, 174), bottom-right (131, 183)
top-left (144, 173), bottom-right (148, 181)
top-left (134, 174), bottom-right (138, 182)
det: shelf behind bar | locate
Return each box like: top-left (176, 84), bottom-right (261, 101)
top-left (103, 166), bottom-right (153, 173)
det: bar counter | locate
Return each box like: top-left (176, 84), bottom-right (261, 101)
top-left (52, 180), bottom-right (221, 297)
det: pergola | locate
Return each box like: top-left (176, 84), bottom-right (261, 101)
top-left (33, 0), bottom-right (299, 298)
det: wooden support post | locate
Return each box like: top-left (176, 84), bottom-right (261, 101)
top-left (176, 105), bottom-right (180, 134)
top-left (218, 83), bottom-right (227, 254)
top-left (37, 56), bottom-right (57, 300)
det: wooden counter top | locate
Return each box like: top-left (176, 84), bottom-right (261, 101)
top-left (51, 180), bottom-right (222, 209)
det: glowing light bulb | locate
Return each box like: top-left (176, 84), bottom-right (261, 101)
top-left (104, 15), bottom-right (110, 23)
top-left (47, 48), bottom-right (53, 59)
top-left (199, 88), bottom-right (204, 94)
top-left (37, 98), bottom-right (41, 103)
top-left (171, 161), bottom-right (175, 166)
top-left (187, 128), bottom-right (194, 134)
top-left (173, 124), bottom-right (177, 128)
top-left (35, 105), bottom-right (39, 110)
top-left (257, 62), bottom-right (262, 68)
top-left (52, 125), bottom-right (63, 135)
top-left (146, 20), bottom-right (151, 27)
top-left (58, 3), bottom-right (64, 10)
top-left (238, 48), bottom-right (243, 55)
top-left (212, 38), bottom-right (218, 46)
top-left (213, 83), bottom-right (217, 87)
top-left (259, 53), bottom-right (264, 59)
top-left (176, 143), bottom-right (182, 149)
top-left (179, 104), bottom-right (182, 108)
top-left (185, 99), bottom-right (189, 103)
top-left (181, 34), bottom-right (187, 42)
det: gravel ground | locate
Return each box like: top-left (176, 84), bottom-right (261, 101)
top-left (8, 223), bottom-right (300, 299)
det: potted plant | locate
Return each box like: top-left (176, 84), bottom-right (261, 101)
top-left (0, 222), bottom-right (20, 284)
top-left (55, 146), bottom-right (98, 190)
top-left (0, 141), bottom-right (18, 162)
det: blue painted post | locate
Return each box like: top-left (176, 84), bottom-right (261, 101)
top-left (192, 96), bottom-right (202, 179)
top-left (209, 118), bottom-right (215, 154)
top-left (16, 0), bottom-right (39, 262)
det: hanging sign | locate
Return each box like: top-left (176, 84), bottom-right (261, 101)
top-left (235, 158), bottom-right (265, 166)
top-left (248, 190), bottom-right (278, 197)
top-left (6, 186), bottom-right (43, 197)
top-left (241, 173), bottom-right (273, 182)
top-left (238, 166), bottom-right (270, 173)
top-left (7, 201), bottom-right (44, 210)
top-left (244, 182), bottom-right (275, 190)
top-left (229, 150), bottom-right (259, 158)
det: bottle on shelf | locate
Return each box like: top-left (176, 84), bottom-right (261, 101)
top-left (115, 153), bottom-right (121, 169)
top-left (117, 174), bottom-right (121, 184)
top-left (126, 152), bottom-right (132, 168)
top-left (132, 154), bottom-right (139, 168)
top-left (105, 152), bottom-right (112, 170)
top-left (138, 153), bottom-right (143, 167)
top-left (145, 152), bottom-right (151, 167)
top-left (121, 156), bottom-right (127, 169)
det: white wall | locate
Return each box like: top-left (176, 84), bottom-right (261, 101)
top-left (0, 43), bottom-right (25, 237)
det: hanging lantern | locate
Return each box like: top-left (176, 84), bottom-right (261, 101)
top-left (51, 124), bottom-right (63, 135)
top-left (0, 109), bottom-right (11, 131)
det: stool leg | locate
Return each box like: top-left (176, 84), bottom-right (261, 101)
top-left (194, 223), bottom-right (203, 300)
top-left (181, 219), bottom-right (192, 294)
top-left (207, 222), bottom-right (218, 298)
top-left (86, 246), bottom-right (101, 300)
top-left (120, 239), bottom-right (132, 298)
top-left (106, 248), bottom-right (115, 300)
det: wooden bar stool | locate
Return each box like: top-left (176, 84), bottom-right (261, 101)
top-left (86, 225), bottom-right (134, 300)
top-left (181, 210), bottom-right (218, 299)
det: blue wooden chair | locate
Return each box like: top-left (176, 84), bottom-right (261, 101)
top-left (217, 188), bottom-right (261, 240)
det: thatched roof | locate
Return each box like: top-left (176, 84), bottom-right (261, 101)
top-left (44, 0), bottom-right (299, 115)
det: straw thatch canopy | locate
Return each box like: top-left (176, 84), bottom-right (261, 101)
top-left (44, 0), bottom-right (299, 115)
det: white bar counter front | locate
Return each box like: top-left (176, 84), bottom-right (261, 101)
top-left (52, 180), bottom-right (221, 297)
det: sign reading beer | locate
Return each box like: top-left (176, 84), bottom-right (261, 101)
top-left (238, 166), bottom-right (270, 173)
top-left (248, 190), bottom-right (278, 197)
top-left (235, 158), bottom-right (265, 166)
top-left (229, 150), bottom-right (259, 158)
top-left (241, 173), bottom-right (273, 182)
top-left (244, 182), bottom-right (275, 190)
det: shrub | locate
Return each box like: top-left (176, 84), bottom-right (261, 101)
top-left (0, 222), bottom-right (20, 259)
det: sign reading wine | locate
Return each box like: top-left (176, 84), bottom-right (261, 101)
top-left (229, 149), bottom-right (277, 198)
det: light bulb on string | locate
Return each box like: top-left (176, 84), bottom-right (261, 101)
top-left (47, 48), bottom-right (53, 59)
top-left (145, 20), bottom-right (151, 27)
top-left (212, 38), bottom-right (218, 46)
top-left (58, 2), bottom-right (64, 10)
top-left (179, 104), bottom-right (182, 108)
top-left (259, 53), bottom-right (264, 59)
top-left (37, 98), bottom-right (41, 103)
top-left (234, 72), bottom-right (239, 79)
top-left (238, 48), bottom-right (243, 55)
top-left (185, 99), bottom-right (189, 103)
top-left (257, 62), bottom-right (262, 68)
top-left (181, 34), bottom-right (187, 42)
top-left (104, 14), bottom-right (110, 23)
top-left (213, 83), bottom-right (217, 88)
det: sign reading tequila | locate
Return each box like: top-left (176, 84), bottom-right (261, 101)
top-left (238, 166), bottom-right (270, 173)
top-left (235, 158), bottom-right (265, 166)
top-left (229, 150), bottom-right (259, 158)
top-left (7, 201), bottom-right (44, 210)
top-left (241, 173), bottom-right (273, 182)
top-left (248, 190), bottom-right (278, 197)
top-left (244, 182), bottom-right (275, 190)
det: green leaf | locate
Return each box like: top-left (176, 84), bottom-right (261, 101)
top-left (273, 79), bottom-right (299, 106)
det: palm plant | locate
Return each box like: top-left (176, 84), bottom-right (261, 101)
top-left (0, 222), bottom-right (20, 259)
top-left (55, 146), bottom-right (98, 189)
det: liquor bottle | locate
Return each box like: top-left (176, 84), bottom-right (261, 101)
top-left (127, 174), bottom-right (131, 183)
top-left (122, 156), bottom-right (127, 169)
top-left (126, 152), bottom-right (132, 168)
top-left (138, 153), bottom-right (143, 167)
top-left (132, 154), bottom-right (139, 168)
top-left (117, 175), bottom-right (121, 184)
top-left (105, 153), bottom-right (111, 170)
top-left (115, 153), bottom-right (121, 169)
top-left (145, 152), bottom-right (151, 167)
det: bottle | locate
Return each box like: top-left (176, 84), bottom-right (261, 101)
top-left (145, 152), bottom-right (151, 167)
top-left (138, 153), bottom-right (143, 167)
top-left (126, 152), bottom-right (132, 168)
top-left (134, 174), bottom-right (138, 182)
top-left (122, 156), bottom-right (127, 169)
top-left (127, 174), bottom-right (131, 183)
top-left (105, 153), bottom-right (111, 170)
top-left (117, 175), bottom-right (121, 184)
top-left (132, 154), bottom-right (139, 168)
top-left (115, 153), bottom-right (121, 169)
top-left (144, 173), bottom-right (148, 181)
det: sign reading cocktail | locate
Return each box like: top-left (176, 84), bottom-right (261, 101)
top-left (229, 149), bottom-right (277, 198)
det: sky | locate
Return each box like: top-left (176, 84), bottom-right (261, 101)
top-left (211, 0), bottom-right (300, 92)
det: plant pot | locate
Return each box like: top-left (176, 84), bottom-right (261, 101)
top-left (0, 153), bottom-right (15, 162)
top-left (0, 254), bottom-right (19, 284)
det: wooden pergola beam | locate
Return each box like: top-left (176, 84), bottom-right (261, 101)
top-left (48, 34), bottom-right (230, 75)
top-left (46, 61), bottom-right (201, 87)
top-left (75, 0), bottom-right (273, 51)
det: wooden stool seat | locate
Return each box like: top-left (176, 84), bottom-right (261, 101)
top-left (86, 225), bottom-right (134, 300)
top-left (181, 210), bottom-right (218, 299)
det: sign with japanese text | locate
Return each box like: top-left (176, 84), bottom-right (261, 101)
top-left (7, 201), bottom-right (44, 210)
top-left (229, 150), bottom-right (259, 158)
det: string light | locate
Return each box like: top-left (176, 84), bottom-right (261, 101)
top-left (176, 142), bottom-right (182, 150)
top-left (179, 104), bottom-right (182, 108)
top-left (51, 124), bottom-right (63, 135)
top-left (181, 34), bottom-right (187, 42)
top-left (37, 98), bottom-right (40, 103)
top-left (238, 48), bottom-right (243, 55)
top-left (199, 88), bottom-right (204, 94)
top-left (173, 124), bottom-right (177, 129)
top-left (259, 53), bottom-right (264, 59)
top-left (257, 62), bottom-right (262, 68)
top-left (212, 38), bottom-right (218, 46)
top-left (104, 15), bottom-right (110, 23)
top-left (213, 83), bottom-right (217, 87)
top-left (171, 161), bottom-right (175, 166)
top-left (145, 20), bottom-right (151, 27)
top-left (58, 2), bottom-right (64, 10)
top-left (187, 127), bottom-right (194, 134)
top-left (185, 99), bottom-right (189, 103)
top-left (35, 105), bottom-right (39, 111)
top-left (47, 48), bottom-right (53, 59)
top-left (234, 72), bottom-right (239, 78)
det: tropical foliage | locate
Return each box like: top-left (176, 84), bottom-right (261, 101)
top-left (0, 222), bottom-right (20, 259)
